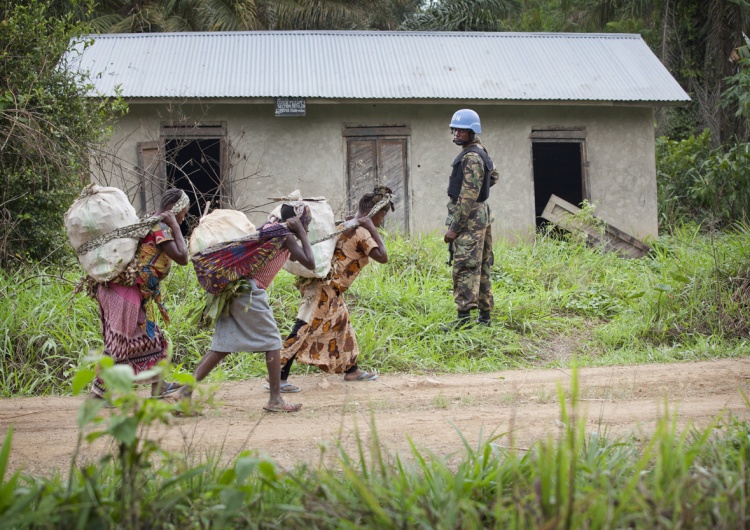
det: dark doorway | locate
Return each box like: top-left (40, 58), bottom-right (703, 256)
top-left (532, 141), bottom-right (585, 227)
top-left (165, 138), bottom-right (222, 233)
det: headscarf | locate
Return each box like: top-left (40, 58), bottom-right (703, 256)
top-left (371, 186), bottom-right (395, 214)
top-left (171, 191), bottom-right (190, 214)
top-left (267, 201), bottom-right (312, 227)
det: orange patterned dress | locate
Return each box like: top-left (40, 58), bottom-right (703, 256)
top-left (280, 226), bottom-right (378, 373)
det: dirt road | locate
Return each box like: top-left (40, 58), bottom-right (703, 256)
top-left (2, 358), bottom-right (749, 476)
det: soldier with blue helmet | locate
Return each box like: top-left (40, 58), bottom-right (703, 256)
top-left (442, 109), bottom-right (498, 331)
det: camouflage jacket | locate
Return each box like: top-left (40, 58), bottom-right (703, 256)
top-left (446, 140), bottom-right (498, 233)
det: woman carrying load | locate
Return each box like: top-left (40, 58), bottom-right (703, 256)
top-left (171, 202), bottom-right (315, 413)
top-left (277, 186), bottom-right (393, 392)
top-left (89, 189), bottom-right (190, 400)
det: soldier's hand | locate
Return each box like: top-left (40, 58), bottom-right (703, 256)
top-left (444, 229), bottom-right (457, 244)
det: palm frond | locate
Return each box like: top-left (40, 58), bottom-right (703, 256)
top-left (201, 0), bottom-right (265, 31)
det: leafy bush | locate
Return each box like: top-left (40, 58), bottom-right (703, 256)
top-left (0, 0), bottom-right (125, 266)
top-left (657, 130), bottom-right (750, 228)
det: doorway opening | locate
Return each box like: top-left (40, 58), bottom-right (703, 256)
top-left (531, 132), bottom-right (587, 229)
top-left (165, 138), bottom-right (222, 233)
top-left (160, 122), bottom-right (227, 234)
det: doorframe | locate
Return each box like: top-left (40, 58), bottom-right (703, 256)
top-left (529, 127), bottom-right (590, 202)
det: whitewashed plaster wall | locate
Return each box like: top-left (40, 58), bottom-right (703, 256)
top-left (96, 101), bottom-right (657, 242)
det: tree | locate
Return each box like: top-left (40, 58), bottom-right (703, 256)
top-left (81, 0), bottom-right (421, 32)
top-left (274, 0), bottom-right (421, 30)
top-left (547, 0), bottom-right (749, 144)
top-left (401, 0), bottom-right (521, 31)
top-left (0, 0), bottom-right (125, 265)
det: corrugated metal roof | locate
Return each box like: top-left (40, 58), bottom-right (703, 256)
top-left (67, 31), bottom-right (690, 103)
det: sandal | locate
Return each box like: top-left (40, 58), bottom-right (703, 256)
top-left (263, 382), bottom-right (301, 393)
top-left (345, 371), bottom-right (378, 382)
top-left (263, 400), bottom-right (302, 413)
top-left (156, 382), bottom-right (183, 398)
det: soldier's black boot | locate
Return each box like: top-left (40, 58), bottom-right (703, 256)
top-left (441, 310), bottom-right (473, 332)
top-left (477, 310), bottom-right (491, 326)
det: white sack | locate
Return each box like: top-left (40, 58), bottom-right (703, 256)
top-left (64, 185), bottom-right (140, 282)
top-left (189, 209), bottom-right (256, 256)
top-left (271, 199), bottom-right (337, 279)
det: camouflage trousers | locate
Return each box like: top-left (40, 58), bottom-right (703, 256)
top-left (452, 223), bottom-right (494, 312)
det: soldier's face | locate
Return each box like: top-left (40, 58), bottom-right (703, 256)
top-left (452, 128), bottom-right (470, 145)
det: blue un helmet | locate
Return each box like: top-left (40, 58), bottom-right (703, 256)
top-left (449, 109), bottom-right (482, 134)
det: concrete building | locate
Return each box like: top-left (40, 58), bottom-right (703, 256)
top-left (71, 31), bottom-right (689, 241)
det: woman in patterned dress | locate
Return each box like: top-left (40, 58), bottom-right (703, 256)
top-left (278, 187), bottom-right (393, 391)
top-left (89, 189), bottom-right (189, 400)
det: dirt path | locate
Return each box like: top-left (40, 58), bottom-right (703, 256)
top-left (2, 358), bottom-right (750, 476)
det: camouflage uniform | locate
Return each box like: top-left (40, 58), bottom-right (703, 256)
top-left (446, 139), bottom-right (498, 313)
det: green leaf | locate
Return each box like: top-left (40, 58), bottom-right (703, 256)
top-left (219, 488), bottom-right (246, 511)
top-left (133, 368), bottom-right (160, 383)
top-left (235, 456), bottom-right (257, 483)
top-left (0, 428), bottom-right (13, 487)
top-left (77, 398), bottom-right (105, 428)
top-left (258, 460), bottom-right (278, 482)
top-left (107, 416), bottom-right (138, 446)
top-left (670, 272), bottom-right (690, 284)
top-left (85, 431), bottom-right (107, 443)
top-left (218, 468), bottom-right (236, 486)
top-left (172, 373), bottom-right (195, 385)
top-left (100, 364), bottom-right (135, 394)
top-left (654, 283), bottom-right (672, 293)
top-left (71, 367), bottom-right (96, 395)
top-left (99, 356), bottom-right (115, 369)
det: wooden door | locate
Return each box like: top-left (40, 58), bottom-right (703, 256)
top-left (137, 141), bottom-right (165, 215)
top-left (347, 137), bottom-right (409, 233)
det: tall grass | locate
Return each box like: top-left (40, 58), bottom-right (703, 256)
top-left (2, 224), bottom-right (750, 397)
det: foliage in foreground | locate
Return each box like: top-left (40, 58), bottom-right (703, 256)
top-left (0, 363), bottom-right (748, 529)
top-left (2, 223), bottom-right (750, 397)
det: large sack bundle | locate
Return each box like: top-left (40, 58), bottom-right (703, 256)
top-left (188, 209), bottom-right (256, 256)
top-left (270, 197), bottom-right (337, 279)
top-left (64, 185), bottom-right (141, 282)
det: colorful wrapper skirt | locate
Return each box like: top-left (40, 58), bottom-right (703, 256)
top-left (91, 283), bottom-right (168, 397)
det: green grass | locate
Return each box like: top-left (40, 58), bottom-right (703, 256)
top-left (2, 224), bottom-right (750, 397)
